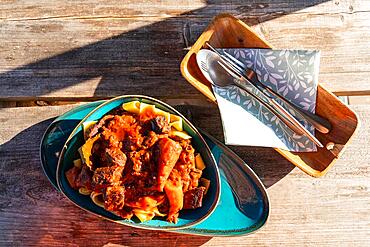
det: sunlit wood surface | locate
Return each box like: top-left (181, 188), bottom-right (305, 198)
top-left (0, 0), bottom-right (369, 246)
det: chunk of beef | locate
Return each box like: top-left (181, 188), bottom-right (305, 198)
top-left (92, 165), bottom-right (124, 188)
top-left (150, 116), bottom-right (170, 134)
top-left (183, 187), bottom-right (206, 209)
top-left (65, 166), bottom-right (80, 189)
top-left (154, 138), bottom-right (182, 191)
top-left (122, 135), bottom-right (143, 151)
top-left (104, 147), bottom-right (127, 167)
top-left (88, 115), bottom-right (115, 138)
top-left (103, 186), bottom-right (125, 211)
top-left (128, 149), bottom-right (152, 174)
top-left (104, 114), bottom-right (138, 143)
top-left (102, 129), bottom-right (122, 148)
top-left (91, 141), bottom-right (108, 167)
top-left (92, 142), bottom-right (126, 168)
top-left (142, 131), bottom-right (159, 149)
top-left (75, 166), bottom-right (92, 189)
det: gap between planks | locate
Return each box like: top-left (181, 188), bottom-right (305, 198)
top-left (0, 96), bottom-right (213, 108)
top-left (1, 9), bottom-right (369, 22)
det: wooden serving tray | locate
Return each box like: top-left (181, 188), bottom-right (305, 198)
top-left (180, 14), bottom-right (359, 177)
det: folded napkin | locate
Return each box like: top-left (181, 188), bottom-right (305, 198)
top-left (213, 49), bottom-right (321, 152)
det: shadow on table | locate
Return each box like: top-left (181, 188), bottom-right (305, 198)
top-left (0, 0), bottom-right (330, 101)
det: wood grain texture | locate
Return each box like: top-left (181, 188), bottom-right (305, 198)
top-left (0, 103), bottom-right (369, 246)
top-left (0, 0), bottom-right (369, 100)
top-left (0, 1), bottom-right (370, 246)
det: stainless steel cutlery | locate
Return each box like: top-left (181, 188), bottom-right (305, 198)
top-left (197, 42), bottom-right (331, 148)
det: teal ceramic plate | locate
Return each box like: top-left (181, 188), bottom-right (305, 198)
top-left (41, 98), bottom-right (270, 236)
top-left (56, 95), bottom-right (221, 231)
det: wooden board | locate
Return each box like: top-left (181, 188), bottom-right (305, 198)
top-left (181, 13), bottom-right (359, 177)
top-left (0, 0), bottom-right (369, 100)
top-left (0, 103), bottom-right (369, 246)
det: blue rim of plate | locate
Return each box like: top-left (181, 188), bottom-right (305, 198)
top-left (40, 99), bottom-right (270, 237)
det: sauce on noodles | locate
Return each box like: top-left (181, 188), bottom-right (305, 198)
top-left (65, 102), bottom-right (207, 223)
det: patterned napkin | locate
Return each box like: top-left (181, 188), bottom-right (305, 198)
top-left (213, 49), bottom-right (321, 152)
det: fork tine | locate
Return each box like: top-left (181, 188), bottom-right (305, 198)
top-left (221, 54), bottom-right (245, 76)
top-left (224, 51), bottom-right (245, 70)
top-left (206, 42), bottom-right (245, 76)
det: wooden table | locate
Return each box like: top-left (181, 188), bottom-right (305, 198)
top-left (0, 1), bottom-right (369, 246)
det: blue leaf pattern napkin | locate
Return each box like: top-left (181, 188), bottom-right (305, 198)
top-left (213, 49), bottom-right (321, 152)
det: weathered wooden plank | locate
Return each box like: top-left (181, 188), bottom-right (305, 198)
top-left (0, 103), bottom-right (369, 246)
top-left (1, 0), bottom-right (367, 20)
top-left (0, 1), bottom-right (369, 100)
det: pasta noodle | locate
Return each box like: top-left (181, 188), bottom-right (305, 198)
top-left (153, 207), bottom-right (166, 217)
top-left (90, 192), bottom-right (105, 208)
top-left (170, 114), bottom-right (181, 122)
top-left (132, 209), bottom-right (156, 222)
top-left (66, 101), bottom-right (208, 224)
top-left (139, 102), bottom-right (155, 114)
top-left (195, 153), bottom-right (206, 170)
top-left (78, 187), bottom-right (92, 195)
top-left (169, 114), bottom-right (182, 131)
top-left (122, 101), bottom-right (140, 114)
top-left (154, 108), bottom-right (171, 123)
top-left (170, 130), bottom-right (192, 140)
top-left (82, 121), bottom-right (97, 140)
top-left (78, 134), bottom-right (100, 169)
top-left (73, 159), bottom-right (82, 168)
top-left (132, 206), bottom-right (167, 222)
